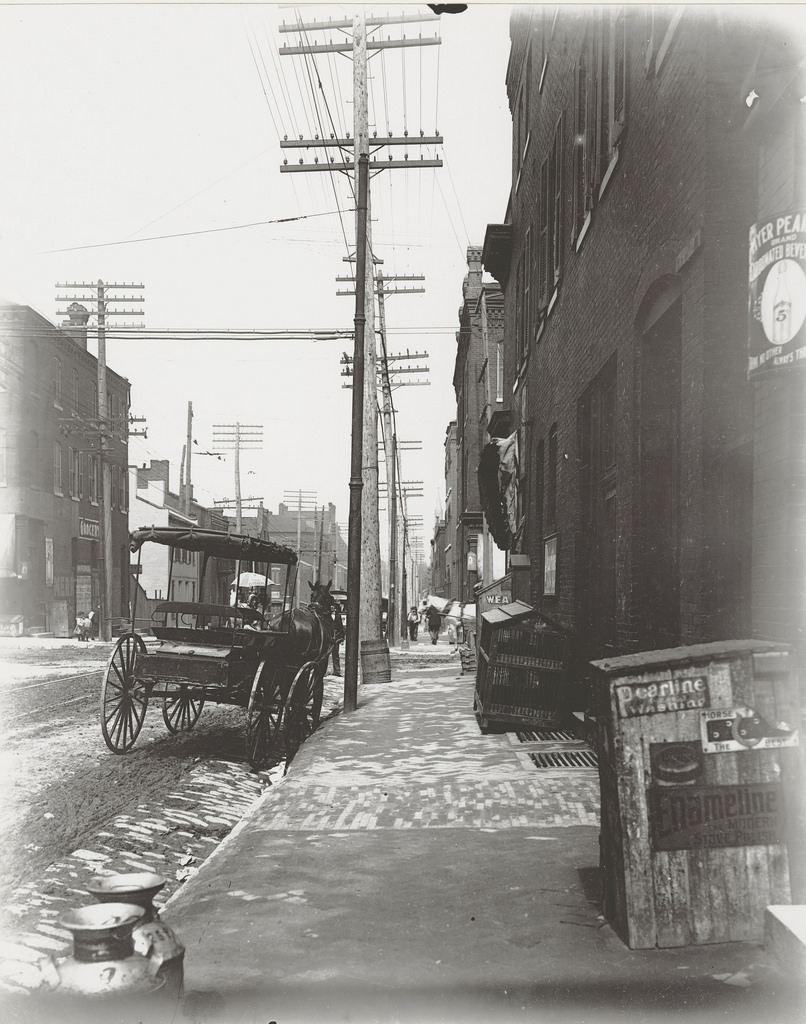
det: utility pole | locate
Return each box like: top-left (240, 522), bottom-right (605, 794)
top-left (316, 506), bottom-right (325, 583)
top-left (56, 280), bottom-right (144, 641)
top-left (279, 7), bottom-right (442, 677)
top-left (283, 490), bottom-right (317, 561)
top-left (212, 423), bottom-right (263, 532)
top-left (184, 401), bottom-right (193, 516)
top-left (340, 270), bottom-right (425, 650)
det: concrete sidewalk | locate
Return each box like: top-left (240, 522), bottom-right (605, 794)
top-left (151, 648), bottom-right (802, 1024)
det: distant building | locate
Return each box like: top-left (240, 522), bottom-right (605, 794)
top-left (0, 302), bottom-right (130, 636)
top-left (452, 247), bottom-right (505, 601)
top-left (129, 460), bottom-right (232, 623)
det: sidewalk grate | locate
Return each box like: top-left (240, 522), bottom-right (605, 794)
top-left (516, 728), bottom-right (599, 770)
top-left (528, 748), bottom-right (598, 769)
top-left (517, 729), bottom-right (578, 742)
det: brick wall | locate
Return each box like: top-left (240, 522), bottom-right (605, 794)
top-left (488, 9), bottom-right (779, 659)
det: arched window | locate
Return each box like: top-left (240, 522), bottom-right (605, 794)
top-left (72, 369), bottom-right (80, 414)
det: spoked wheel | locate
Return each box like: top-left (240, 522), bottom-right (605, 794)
top-left (101, 633), bottom-right (148, 753)
top-left (162, 686), bottom-right (205, 734)
top-left (284, 660), bottom-right (324, 764)
top-left (246, 657), bottom-right (286, 770)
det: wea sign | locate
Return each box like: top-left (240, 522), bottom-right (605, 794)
top-left (748, 210), bottom-right (806, 379)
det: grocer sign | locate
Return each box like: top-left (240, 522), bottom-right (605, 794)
top-left (748, 210), bottom-right (806, 379)
top-left (79, 517), bottom-right (100, 540)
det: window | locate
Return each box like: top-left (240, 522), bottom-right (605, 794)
top-left (598, 6), bottom-right (627, 199)
top-left (550, 113), bottom-right (564, 291)
top-left (573, 30), bottom-right (600, 245)
top-left (70, 448), bottom-right (80, 499)
top-left (53, 357), bottom-right (62, 407)
top-left (88, 455), bottom-right (98, 504)
top-left (516, 255), bottom-right (525, 365)
top-left (515, 46), bottom-right (531, 181)
top-left (0, 427), bottom-right (6, 486)
top-left (111, 464), bottom-right (118, 509)
top-left (53, 442), bottom-right (63, 495)
top-left (538, 158), bottom-right (550, 313)
top-left (73, 370), bottom-right (80, 414)
top-left (523, 227), bottom-right (532, 353)
top-left (496, 335), bottom-right (504, 403)
top-left (534, 438), bottom-right (544, 572)
top-left (645, 5), bottom-right (682, 77)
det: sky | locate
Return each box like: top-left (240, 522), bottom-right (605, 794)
top-left (0, 0), bottom-right (514, 558)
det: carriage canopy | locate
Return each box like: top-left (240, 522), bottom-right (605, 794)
top-left (129, 526), bottom-right (298, 565)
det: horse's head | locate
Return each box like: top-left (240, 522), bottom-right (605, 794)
top-left (308, 579), bottom-right (335, 614)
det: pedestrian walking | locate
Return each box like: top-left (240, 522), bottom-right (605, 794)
top-left (426, 605), bottom-right (442, 645)
top-left (407, 606), bottom-right (419, 641)
top-left (331, 603), bottom-right (344, 676)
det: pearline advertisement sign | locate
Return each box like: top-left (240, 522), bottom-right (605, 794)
top-left (748, 210), bottom-right (806, 379)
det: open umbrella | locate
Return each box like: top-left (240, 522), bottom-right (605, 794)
top-left (231, 572), bottom-right (275, 589)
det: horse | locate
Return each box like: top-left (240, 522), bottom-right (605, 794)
top-left (270, 579), bottom-right (337, 671)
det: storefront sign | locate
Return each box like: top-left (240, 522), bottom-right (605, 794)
top-left (700, 707), bottom-right (799, 754)
top-left (79, 517), bottom-right (100, 540)
top-left (650, 782), bottom-right (784, 851)
top-left (615, 673), bottom-right (709, 718)
top-left (748, 209), bottom-right (806, 379)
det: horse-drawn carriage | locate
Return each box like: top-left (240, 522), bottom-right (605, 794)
top-left (100, 526), bottom-right (338, 769)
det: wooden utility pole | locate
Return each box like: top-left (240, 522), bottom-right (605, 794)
top-left (339, 272), bottom-right (426, 649)
top-left (56, 280), bottom-right (144, 641)
top-left (184, 401), bottom-right (193, 516)
top-left (279, 7), bottom-right (442, 688)
top-left (212, 423), bottom-right (263, 532)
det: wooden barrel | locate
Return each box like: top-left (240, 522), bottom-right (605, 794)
top-left (360, 639), bottom-right (391, 684)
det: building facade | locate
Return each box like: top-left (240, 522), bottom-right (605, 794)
top-left (481, 7), bottom-right (805, 664)
top-left (452, 248), bottom-right (498, 603)
top-left (0, 302), bottom-right (130, 636)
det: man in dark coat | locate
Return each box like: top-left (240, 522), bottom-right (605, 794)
top-left (426, 605), bottom-right (442, 645)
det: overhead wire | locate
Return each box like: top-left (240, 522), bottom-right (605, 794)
top-left (292, 10), bottom-right (353, 262)
top-left (38, 209), bottom-right (355, 254)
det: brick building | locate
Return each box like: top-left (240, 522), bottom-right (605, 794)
top-left (0, 302), bottom-right (130, 635)
top-left (450, 247), bottom-right (507, 601)
top-left (481, 7), bottom-right (805, 664)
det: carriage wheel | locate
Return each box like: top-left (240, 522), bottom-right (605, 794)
top-left (284, 661), bottom-right (324, 764)
top-left (101, 633), bottom-right (148, 753)
top-left (245, 658), bottom-right (286, 770)
top-left (162, 686), bottom-right (205, 734)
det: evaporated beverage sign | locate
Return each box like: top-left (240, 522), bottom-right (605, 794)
top-left (748, 210), bottom-right (806, 378)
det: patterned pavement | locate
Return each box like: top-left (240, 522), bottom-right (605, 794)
top-left (0, 657), bottom-right (600, 992)
top-left (261, 673), bottom-right (600, 831)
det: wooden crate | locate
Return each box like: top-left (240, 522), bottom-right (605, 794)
top-left (591, 640), bottom-right (803, 949)
top-left (475, 601), bottom-right (570, 731)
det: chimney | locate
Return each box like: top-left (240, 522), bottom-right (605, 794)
top-left (61, 302), bottom-right (90, 350)
top-left (465, 246), bottom-right (484, 301)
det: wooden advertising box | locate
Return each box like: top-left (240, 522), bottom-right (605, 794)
top-left (591, 640), bottom-right (802, 949)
